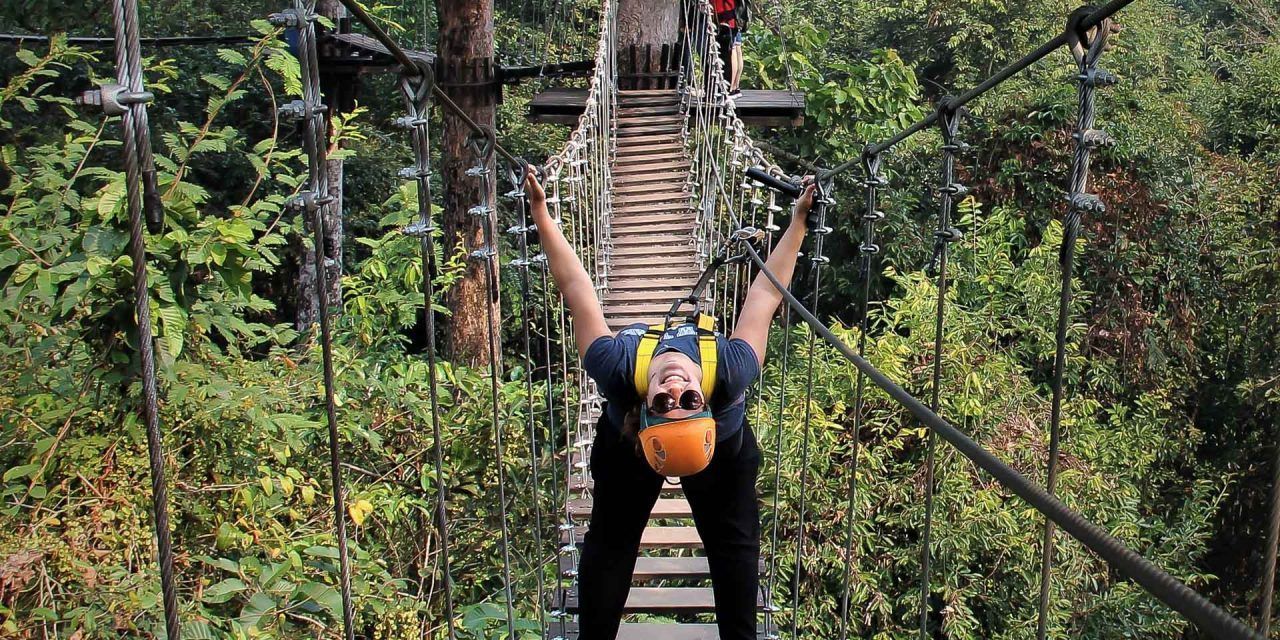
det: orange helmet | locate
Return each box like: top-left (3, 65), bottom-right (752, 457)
top-left (639, 410), bottom-right (716, 477)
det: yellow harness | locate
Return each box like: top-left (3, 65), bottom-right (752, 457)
top-left (633, 314), bottom-right (718, 399)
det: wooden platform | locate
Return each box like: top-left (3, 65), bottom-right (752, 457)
top-left (529, 87), bottom-right (806, 127)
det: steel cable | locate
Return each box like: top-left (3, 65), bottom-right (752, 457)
top-left (837, 151), bottom-right (886, 640)
top-left (1261, 438), bottom-right (1280, 637)
top-left (467, 137), bottom-right (518, 639)
top-left (507, 163), bottom-right (549, 640)
top-left (735, 239), bottom-right (1265, 640)
top-left (1037, 16), bottom-right (1114, 639)
top-left (395, 68), bottom-right (458, 639)
top-left (276, 1), bottom-right (357, 636)
top-left (918, 104), bottom-right (966, 639)
top-left (106, 0), bottom-right (180, 635)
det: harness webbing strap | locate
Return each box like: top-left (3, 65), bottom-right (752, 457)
top-left (634, 326), bottom-right (664, 396)
top-left (632, 317), bottom-right (719, 399)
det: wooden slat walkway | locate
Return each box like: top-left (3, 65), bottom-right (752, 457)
top-left (530, 87), bottom-right (806, 127)
top-left (548, 90), bottom-right (770, 639)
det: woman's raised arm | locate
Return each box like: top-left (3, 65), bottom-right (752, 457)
top-left (730, 179), bottom-right (816, 365)
top-left (525, 166), bottom-right (612, 356)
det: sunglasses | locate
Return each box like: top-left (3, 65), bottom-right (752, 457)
top-left (649, 389), bottom-right (705, 416)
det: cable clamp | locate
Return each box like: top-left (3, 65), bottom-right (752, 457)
top-left (863, 175), bottom-right (887, 188)
top-left (77, 83), bottom-right (154, 117)
top-left (400, 222), bottom-right (433, 238)
top-left (1074, 128), bottom-right (1116, 149)
top-left (464, 165), bottom-right (490, 178)
top-left (860, 242), bottom-right (881, 255)
top-left (1079, 67), bottom-right (1118, 87)
top-left (397, 167), bottom-right (431, 180)
top-left (468, 247), bottom-right (496, 261)
top-left (530, 253), bottom-right (548, 267)
top-left (1067, 192), bottom-right (1106, 214)
top-left (504, 187), bottom-right (526, 199)
top-left (763, 223), bottom-right (781, 232)
top-left (286, 191), bottom-right (316, 213)
top-left (863, 210), bottom-right (886, 222)
top-left (937, 183), bottom-right (970, 197)
top-left (934, 227), bottom-right (964, 242)
top-left (809, 254), bottom-right (831, 265)
top-left (505, 224), bottom-right (532, 235)
top-left (810, 225), bottom-right (833, 236)
top-left (267, 8), bottom-right (313, 28)
top-left (467, 205), bottom-right (494, 218)
top-left (941, 141), bottom-right (971, 153)
top-left (392, 115), bottom-right (428, 129)
top-left (510, 258), bottom-right (532, 268)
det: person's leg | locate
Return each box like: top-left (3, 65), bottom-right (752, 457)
top-left (731, 35), bottom-right (744, 92)
top-left (576, 427), bottom-right (665, 639)
top-left (682, 424), bottom-right (762, 640)
top-left (716, 25), bottom-right (734, 87)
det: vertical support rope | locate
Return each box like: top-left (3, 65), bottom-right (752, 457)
top-left (106, 0), bottom-right (180, 636)
top-left (271, 2), bottom-right (356, 637)
top-left (1037, 13), bottom-right (1114, 639)
top-left (395, 67), bottom-right (458, 640)
top-left (467, 135), bottom-right (517, 639)
top-left (838, 150), bottom-right (886, 640)
top-left (790, 186), bottom-right (830, 639)
top-left (1261, 438), bottom-right (1280, 637)
top-left (506, 162), bottom-right (549, 640)
top-left (918, 103), bottom-right (966, 639)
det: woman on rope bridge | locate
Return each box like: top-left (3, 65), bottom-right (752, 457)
top-left (526, 166), bottom-right (815, 639)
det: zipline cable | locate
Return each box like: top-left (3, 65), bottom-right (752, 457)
top-left (733, 239), bottom-right (1266, 640)
top-left (837, 150), bottom-right (885, 640)
top-left (395, 65), bottom-right (458, 639)
top-left (99, 0), bottom-right (181, 635)
top-left (918, 103), bottom-right (966, 639)
top-left (1037, 14), bottom-right (1114, 638)
top-left (271, 2), bottom-right (356, 637)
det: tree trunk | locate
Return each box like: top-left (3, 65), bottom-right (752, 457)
top-left (617, 0), bottom-right (681, 88)
top-left (295, 0), bottom-right (350, 331)
top-left (618, 0), bottom-right (680, 45)
top-left (438, 0), bottom-right (500, 366)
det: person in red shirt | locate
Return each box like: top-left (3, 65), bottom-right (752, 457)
top-left (712, 0), bottom-right (744, 97)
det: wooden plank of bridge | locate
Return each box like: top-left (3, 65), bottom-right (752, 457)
top-left (530, 87), bottom-right (807, 127)
top-left (547, 89), bottom-right (770, 639)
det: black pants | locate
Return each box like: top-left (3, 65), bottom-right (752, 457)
top-left (576, 418), bottom-right (761, 639)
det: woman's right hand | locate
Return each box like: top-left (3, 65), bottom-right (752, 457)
top-left (524, 164), bottom-right (547, 207)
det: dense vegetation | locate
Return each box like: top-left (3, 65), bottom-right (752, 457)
top-left (0, 0), bottom-right (1276, 638)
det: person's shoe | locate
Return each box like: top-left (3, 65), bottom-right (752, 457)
top-left (728, 89), bottom-right (743, 100)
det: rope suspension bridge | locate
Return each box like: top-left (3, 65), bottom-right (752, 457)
top-left (75, 0), bottom-right (1280, 638)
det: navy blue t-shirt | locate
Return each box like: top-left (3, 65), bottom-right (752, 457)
top-left (583, 322), bottom-right (760, 441)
